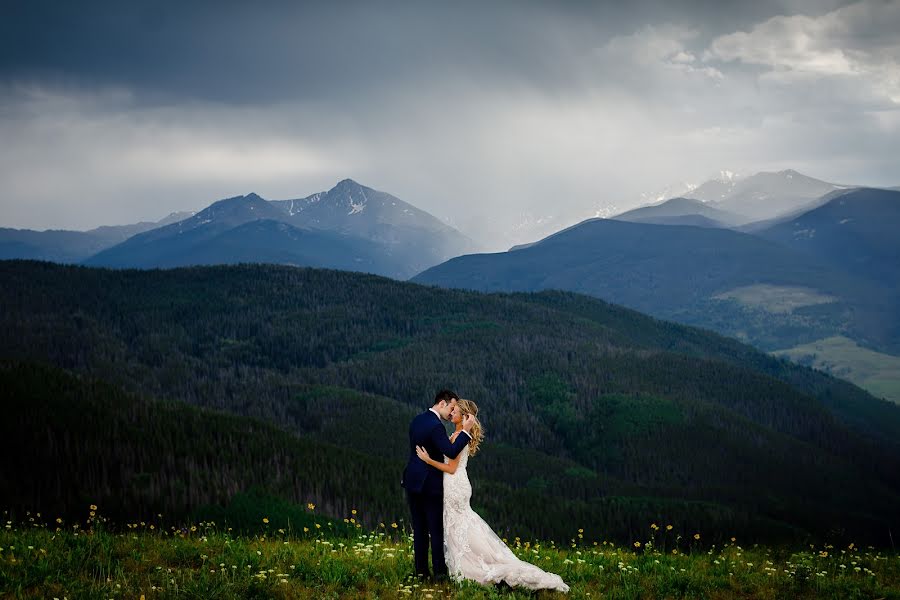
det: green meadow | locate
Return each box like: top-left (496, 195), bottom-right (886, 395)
top-left (1, 510), bottom-right (897, 600)
top-left (774, 336), bottom-right (900, 404)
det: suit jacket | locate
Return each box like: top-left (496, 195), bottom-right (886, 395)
top-left (401, 410), bottom-right (471, 494)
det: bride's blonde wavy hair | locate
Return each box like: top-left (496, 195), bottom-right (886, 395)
top-left (457, 398), bottom-right (484, 456)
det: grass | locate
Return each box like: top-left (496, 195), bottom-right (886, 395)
top-left (774, 335), bottom-right (900, 404)
top-left (1, 510), bottom-right (898, 599)
top-left (712, 284), bottom-right (836, 314)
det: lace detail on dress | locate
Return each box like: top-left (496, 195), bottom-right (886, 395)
top-left (442, 445), bottom-right (569, 593)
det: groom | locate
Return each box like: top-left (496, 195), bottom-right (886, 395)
top-left (401, 389), bottom-right (475, 581)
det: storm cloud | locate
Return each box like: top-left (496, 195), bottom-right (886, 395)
top-left (1, 0), bottom-right (897, 249)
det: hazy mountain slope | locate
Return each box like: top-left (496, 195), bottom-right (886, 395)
top-left (414, 218), bottom-right (862, 315)
top-left (695, 170), bottom-right (839, 222)
top-left (273, 179), bottom-right (477, 275)
top-left (83, 193), bottom-right (287, 268)
top-left (628, 214), bottom-right (725, 228)
top-left (613, 197), bottom-right (741, 227)
top-left (180, 219), bottom-right (406, 275)
top-left (756, 188), bottom-right (900, 289)
top-left (85, 182), bottom-right (473, 278)
top-left (0, 228), bottom-right (111, 263)
top-left (414, 217), bottom-right (900, 355)
top-left (0, 212), bottom-right (193, 263)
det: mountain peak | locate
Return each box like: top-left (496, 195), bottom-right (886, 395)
top-left (715, 169), bottom-right (742, 182)
top-left (332, 178), bottom-right (364, 192)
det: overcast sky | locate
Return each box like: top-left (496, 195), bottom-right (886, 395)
top-left (1, 0), bottom-right (898, 248)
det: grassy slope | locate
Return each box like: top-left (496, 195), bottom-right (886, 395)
top-left (773, 336), bottom-right (900, 405)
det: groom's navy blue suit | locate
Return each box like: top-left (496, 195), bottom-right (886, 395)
top-left (401, 409), bottom-right (471, 578)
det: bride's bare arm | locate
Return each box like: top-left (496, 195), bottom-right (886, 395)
top-left (416, 445), bottom-right (462, 474)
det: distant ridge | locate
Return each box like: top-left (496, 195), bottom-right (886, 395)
top-left (613, 197), bottom-right (742, 227)
top-left (413, 215), bottom-right (897, 355)
top-left (0, 211), bottom-right (194, 264)
top-left (83, 180), bottom-right (475, 279)
top-left (688, 169), bottom-right (840, 222)
top-left (756, 187), bottom-right (900, 289)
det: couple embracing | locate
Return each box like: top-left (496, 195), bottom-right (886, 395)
top-left (401, 389), bottom-right (570, 593)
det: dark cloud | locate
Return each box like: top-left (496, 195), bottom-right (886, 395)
top-left (0, 0), bottom-right (854, 104)
top-left (0, 0), bottom-right (895, 248)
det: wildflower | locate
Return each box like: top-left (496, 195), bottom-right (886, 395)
top-left (263, 517), bottom-right (269, 524)
top-left (666, 524), bottom-right (673, 531)
top-left (352, 509), bottom-right (357, 515)
top-left (391, 523), bottom-right (398, 529)
top-left (307, 503), bottom-right (315, 510)
top-left (315, 523), bottom-right (322, 529)
top-left (89, 504), bottom-right (97, 511)
top-left (303, 527), bottom-right (309, 533)
top-left (633, 541), bottom-right (641, 548)
top-left (694, 533), bottom-right (700, 540)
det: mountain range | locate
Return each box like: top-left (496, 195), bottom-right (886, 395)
top-left (3, 169), bottom-right (898, 401)
top-left (620, 169), bottom-right (848, 228)
top-left (0, 211), bottom-right (193, 263)
top-left (7, 180), bottom-right (476, 279)
top-left (414, 186), bottom-right (900, 401)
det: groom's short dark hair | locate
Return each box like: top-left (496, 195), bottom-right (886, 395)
top-left (433, 389), bottom-right (459, 406)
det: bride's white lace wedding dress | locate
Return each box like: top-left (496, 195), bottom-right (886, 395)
top-left (443, 445), bottom-right (570, 593)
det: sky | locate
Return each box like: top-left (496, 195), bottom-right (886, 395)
top-left (1, 0), bottom-right (898, 249)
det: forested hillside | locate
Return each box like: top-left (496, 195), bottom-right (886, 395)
top-left (1, 260), bottom-right (899, 544)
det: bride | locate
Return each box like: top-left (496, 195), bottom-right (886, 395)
top-left (415, 399), bottom-right (570, 593)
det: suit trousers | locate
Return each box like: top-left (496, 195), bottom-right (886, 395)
top-left (406, 489), bottom-right (446, 578)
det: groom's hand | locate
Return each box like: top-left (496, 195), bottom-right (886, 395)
top-left (462, 414), bottom-right (475, 432)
